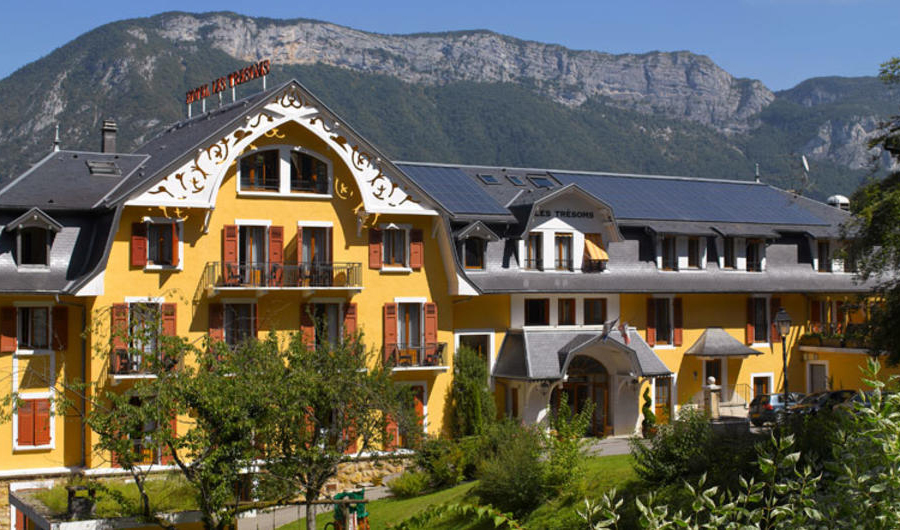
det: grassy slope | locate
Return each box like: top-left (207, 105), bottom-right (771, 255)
top-left (279, 454), bottom-right (636, 529)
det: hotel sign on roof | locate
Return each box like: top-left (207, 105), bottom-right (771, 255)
top-left (185, 59), bottom-right (271, 104)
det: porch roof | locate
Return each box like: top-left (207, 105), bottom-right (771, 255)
top-left (684, 327), bottom-right (763, 358)
top-left (493, 328), bottom-right (672, 381)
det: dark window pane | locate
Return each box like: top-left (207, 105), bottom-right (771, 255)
top-left (525, 299), bottom-right (549, 326)
top-left (20, 227), bottom-right (48, 266)
top-left (753, 298), bottom-right (768, 342)
top-left (240, 150), bottom-right (279, 191)
top-left (290, 152), bottom-right (329, 194)
top-left (558, 299), bottom-right (575, 325)
top-left (584, 299), bottom-right (607, 325)
top-left (655, 299), bottom-right (671, 344)
top-left (148, 224), bottom-right (173, 265)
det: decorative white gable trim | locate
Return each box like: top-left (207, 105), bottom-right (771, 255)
top-left (126, 85), bottom-right (436, 216)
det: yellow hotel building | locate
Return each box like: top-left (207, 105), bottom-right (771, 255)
top-left (0, 79), bottom-right (891, 528)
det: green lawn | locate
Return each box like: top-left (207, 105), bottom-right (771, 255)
top-left (278, 454), bottom-right (635, 529)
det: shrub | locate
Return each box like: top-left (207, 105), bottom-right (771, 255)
top-left (387, 471), bottom-right (430, 499)
top-left (474, 424), bottom-right (547, 517)
top-left (448, 346), bottom-right (495, 438)
top-left (630, 407), bottom-right (713, 484)
top-left (414, 436), bottom-right (466, 488)
top-left (544, 395), bottom-right (593, 496)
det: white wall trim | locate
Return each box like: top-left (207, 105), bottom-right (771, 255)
top-left (234, 219), bottom-right (272, 226)
top-left (750, 372), bottom-right (775, 398)
top-left (296, 220), bottom-right (334, 228)
top-left (454, 329), bottom-right (497, 373)
top-left (806, 360), bottom-right (830, 393)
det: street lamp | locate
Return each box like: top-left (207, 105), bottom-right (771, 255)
top-left (774, 308), bottom-right (792, 405)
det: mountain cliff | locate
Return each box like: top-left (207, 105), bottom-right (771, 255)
top-left (0, 11), bottom-right (895, 199)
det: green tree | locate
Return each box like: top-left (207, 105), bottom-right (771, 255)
top-left (448, 345), bottom-right (495, 438)
top-left (844, 56), bottom-right (900, 364)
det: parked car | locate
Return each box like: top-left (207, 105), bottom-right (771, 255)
top-left (749, 393), bottom-right (802, 426)
top-left (788, 390), bottom-right (856, 416)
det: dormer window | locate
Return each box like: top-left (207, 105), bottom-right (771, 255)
top-left (463, 238), bottom-right (485, 270)
top-left (240, 150), bottom-right (279, 192)
top-left (290, 151), bottom-right (329, 194)
top-left (747, 239), bottom-right (764, 272)
top-left (687, 237), bottom-right (701, 269)
top-left (661, 236), bottom-right (677, 271)
top-left (817, 241), bottom-right (832, 272)
top-left (6, 208), bottom-right (62, 269)
top-left (525, 232), bottom-right (543, 270)
top-left (19, 227), bottom-right (50, 266)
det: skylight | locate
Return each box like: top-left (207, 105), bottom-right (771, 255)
top-left (528, 175), bottom-right (556, 188)
top-left (507, 175), bottom-right (525, 186)
top-left (86, 160), bottom-right (122, 176)
top-left (477, 174), bottom-right (500, 185)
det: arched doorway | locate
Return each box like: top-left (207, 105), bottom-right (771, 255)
top-left (551, 355), bottom-right (610, 436)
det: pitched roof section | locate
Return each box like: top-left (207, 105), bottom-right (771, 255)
top-left (0, 151), bottom-right (148, 210)
top-left (397, 162), bottom-right (843, 230)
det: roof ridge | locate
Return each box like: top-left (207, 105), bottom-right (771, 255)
top-left (394, 160), bottom-right (767, 187)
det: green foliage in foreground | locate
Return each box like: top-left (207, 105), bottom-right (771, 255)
top-left (448, 346), bottom-right (496, 439)
top-left (582, 358), bottom-right (900, 529)
top-left (34, 474), bottom-right (197, 519)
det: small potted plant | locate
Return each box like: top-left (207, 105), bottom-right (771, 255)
top-left (799, 332), bottom-right (823, 346)
top-left (641, 386), bottom-right (657, 438)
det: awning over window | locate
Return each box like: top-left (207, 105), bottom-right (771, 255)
top-left (584, 233), bottom-right (609, 261)
top-left (684, 327), bottom-right (762, 358)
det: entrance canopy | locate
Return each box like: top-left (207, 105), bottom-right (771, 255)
top-left (493, 328), bottom-right (671, 380)
top-left (684, 327), bottom-right (762, 358)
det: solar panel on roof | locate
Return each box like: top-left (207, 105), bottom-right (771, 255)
top-left (397, 165), bottom-right (510, 215)
top-left (550, 172), bottom-right (829, 225)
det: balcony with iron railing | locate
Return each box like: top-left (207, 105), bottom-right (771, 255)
top-left (582, 259), bottom-right (607, 273)
top-left (202, 261), bottom-right (363, 292)
top-left (554, 258), bottom-right (574, 272)
top-left (109, 349), bottom-right (178, 379)
top-left (523, 258), bottom-right (543, 271)
top-left (384, 342), bottom-right (448, 370)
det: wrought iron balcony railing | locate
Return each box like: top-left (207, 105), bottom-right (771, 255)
top-left (582, 259), bottom-right (607, 273)
top-left (110, 349), bottom-right (177, 376)
top-left (555, 258), bottom-right (574, 271)
top-left (203, 261), bottom-right (362, 290)
top-left (523, 258), bottom-right (543, 271)
top-left (384, 342), bottom-right (447, 368)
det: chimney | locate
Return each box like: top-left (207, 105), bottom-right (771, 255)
top-left (101, 119), bottom-right (117, 153)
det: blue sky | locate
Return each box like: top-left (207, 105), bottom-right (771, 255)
top-left (0, 0), bottom-right (896, 90)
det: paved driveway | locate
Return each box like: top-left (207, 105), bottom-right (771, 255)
top-left (584, 435), bottom-right (638, 456)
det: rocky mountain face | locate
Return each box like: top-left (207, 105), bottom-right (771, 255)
top-left (0, 11), bottom-right (896, 198)
top-left (153, 13), bottom-right (774, 134)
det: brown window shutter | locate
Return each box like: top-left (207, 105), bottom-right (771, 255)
top-left (269, 226), bottom-right (284, 286)
top-left (161, 416), bottom-right (177, 465)
top-left (35, 399), bottom-right (51, 446)
top-left (17, 400), bottom-right (34, 446)
top-left (673, 298), bottom-right (683, 347)
top-left (52, 306), bottom-right (68, 351)
top-left (746, 298), bottom-right (755, 345)
top-left (369, 229), bottom-right (383, 269)
top-left (810, 300), bottom-right (822, 332)
top-left (835, 301), bottom-right (845, 333)
top-left (111, 303), bottom-right (128, 351)
top-left (424, 302), bottom-right (438, 344)
top-left (410, 229), bottom-right (424, 270)
top-left (161, 303), bottom-right (177, 336)
top-left (600, 299), bottom-right (608, 322)
top-left (131, 222), bottom-right (147, 268)
top-left (770, 297), bottom-right (781, 341)
top-left (646, 299), bottom-right (656, 346)
top-left (1, 306), bottom-right (17, 352)
top-left (222, 225), bottom-right (239, 284)
top-left (208, 303), bottom-right (224, 342)
top-left (16, 504), bottom-right (26, 530)
top-left (383, 303), bottom-right (398, 363)
top-left (343, 424), bottom-right (357, 455)
top-left (170, 222), bottom-right (180, 267)
top-left (343, 303), bottom-right (358, 337)
top-left (300, 304), bottom-right (315, 349)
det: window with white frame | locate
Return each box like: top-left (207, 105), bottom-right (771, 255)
top-left (462, 238), bottom-right (486, 270)
top-left (18, 227), bottom-right (51, 267)
top-left (746, 239), bottom-right (764, 272)
top-left (660, 236), bottom-right (677, 271)
top-left (652, 298), bottom-right (673, 345)
top-left (17, 307), bottom-right (49, 350)
top-left (525, 232), bottom-right (543, 270)
top-left (312, 303), bottom-right (342, 348)
top-left (751, 297), bottom-right (768, 343)
top-left (383, 228), bottom-right (408, 267)
top-left (237, 146), bottom-right (332, 196)
top-left (687, 237), bottom-right (702, 269)
top-left (224, 303), bottom-right (255, 347)
top-left (817, 240), bottom-right (832, 273)
top-left (15, 396), bottom-right (52, 449)
top-left (147, 223), bottom-right (176, 266)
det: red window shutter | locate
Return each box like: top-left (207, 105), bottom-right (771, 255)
top-left (409, 229), bottom-right (424, 270)
top-left (673, 298), bottom-right (683, 347)
top-left (17, 400), bottom-right (34, 446)
top-left (300, 304), bottom-right (315, 349)
top-left (161, 416), bottom-right (177, 465)
top-left (1, 306), bottom-right (17, 352)
top-left (131, 222), bottom-right (147, 268)
top-left (383, 303), bottom-right (398, 363)
top-left (208, 303), bottom-right (224, 342)
top-left (424, 303), bottom-right (438, 344)
top-left (296, 226), bottom-right (303, 263)
top-left (52, 306), bottom-right (68, 351)
top-left (385, 415), bottom-right (399, 451)
top-left (770, 297), bottom-right (781, 341)
top-left (343, 303), bottom-right (358, 337)
top-left (746, 298), bottom-right (755, 345)
top-left (16, 505), bottom-right (25, 530)
top-left (161, 303), bottom-right (177, 336)
top-left (170, 222), bottom-right (180, 268)
top-left (111, 303), bottom-right (128, 351)
top-left (343, 423), bottom-right (357, 455)
top-left (369, 229), bottom-right (383, 269)
top-left (810, 301), bottom-right (822, 333)
top-left (35, 399), bottom-right (50, 446)
top-left (269, 226), bottom-right (284, 286)
top-left (222, 225), bottom-right (239, 284)
top-left (645, 299), bottom-right (656, 347)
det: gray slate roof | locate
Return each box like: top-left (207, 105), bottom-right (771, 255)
top-left (493, 328), bottom-right (671, 380)
top-left (684, 328), bottom-right (763, 357)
